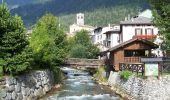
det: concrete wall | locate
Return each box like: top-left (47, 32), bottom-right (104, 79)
top-left (108, 71), bottom-right (170, 100)
top-left (0, 70), bottom-right (54, 100)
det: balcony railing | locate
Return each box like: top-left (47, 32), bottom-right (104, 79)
top-left (124, 57), bottom-right (141, 63)
top-left (133, 35), bottom-right (157, 40)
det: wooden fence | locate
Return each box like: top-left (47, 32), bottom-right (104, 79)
top-left (119, 63), bottom-right (144, 76)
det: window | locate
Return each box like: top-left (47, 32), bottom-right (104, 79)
top-left (145, 28), bottom-right (153, 35)
top-left (135, 28), bottom-right (142, 35)
top-left (97, 36), bottom-right (100, 40)
top-left (106, 34), bottom-right (111, 40)
top-left (100, 35), bottom-right (102, 39)
top-left (124, 50), bottom-right (145, 57)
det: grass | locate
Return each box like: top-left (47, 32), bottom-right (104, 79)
top-left (119, 70), bottom-right (133, 81)
top-left (162, 72), bottom-right (170, 76)
top-left (93, 66), bottom-right (107, 82)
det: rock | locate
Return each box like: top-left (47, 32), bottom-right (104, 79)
top-left (44, 85), bottom-right (50, 92)
top-left (21, 82), bottom-right (26, 87)
top-left (11, 91), bottom-right (17, 100)
top-left (15, 83), bottom-right (21, 92)
top-left (6, 78), bottom-right (14, 85)
top-left (16, 93), bottom-right (23, 100)
top-left (1, 70), bottom-right (54, 100)
top-left (7, 85), bottom-right (15, 92)
top-left (0, 89), bottom-right (7, 98)
top-left (5, 93), bottom-right (12, 100)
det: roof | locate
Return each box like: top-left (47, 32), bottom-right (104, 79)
top-left (109, 38), bottom-right (159, 52)
top-left (71, 24), bottom-right (94, 28)
top-left (120, 16), bottom-right (153, 25)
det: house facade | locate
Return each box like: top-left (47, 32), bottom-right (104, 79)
top-left (119, 9), bottom-right (163, 57)
top-left (120, 16), bottom-right (159, 42)
top-left (92, 24), bottom-right (120, 51)
top-left (108, 38), bottom-right (158, 71)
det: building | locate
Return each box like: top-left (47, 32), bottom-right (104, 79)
top-left (108, 38), bottom-right (158, 71)
top-left (120, 16), bottom-right (158, 42)
top-left (68, 13), bottom-right (94, 37)
top-left (92, 24), bottom-right (120, 51)
top-left (120, 9), bottom-right (163, 56)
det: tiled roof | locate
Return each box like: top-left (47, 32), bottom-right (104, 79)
top-left (109, 38), bottom-right (158, 52)
top-left (120, 16), bottom-right (153, 25)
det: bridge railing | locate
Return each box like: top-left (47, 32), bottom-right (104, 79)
top-left (63, 58), bottom-right (105, 68)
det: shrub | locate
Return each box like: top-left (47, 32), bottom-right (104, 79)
top-left (119, 70), bottom-right (133, 81)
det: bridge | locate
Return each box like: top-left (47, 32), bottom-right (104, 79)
top-left (63, 58), bottom-right (105, 69)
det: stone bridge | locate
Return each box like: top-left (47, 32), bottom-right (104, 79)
top-left (63, 58), bottom-right (105, 69)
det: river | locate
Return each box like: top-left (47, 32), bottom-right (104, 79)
top-left (41, 67), bottom-right (120, 100)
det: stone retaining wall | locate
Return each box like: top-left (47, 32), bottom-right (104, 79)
top-left (0, 70), bottom-right (54, 100)
top-left (108, 71), bottom-right (170, 100)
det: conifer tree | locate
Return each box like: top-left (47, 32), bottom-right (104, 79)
top-left (0, 3), bottom-right (30, 75)
top-left (148, 0), bottom-right (170, 50)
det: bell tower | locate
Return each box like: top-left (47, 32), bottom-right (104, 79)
top-left (76, 13), bottom-right (84, 25)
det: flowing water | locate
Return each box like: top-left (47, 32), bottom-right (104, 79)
top-left (42, 67), bottom-right (120, 100)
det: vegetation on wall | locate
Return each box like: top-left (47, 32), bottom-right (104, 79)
top-left (93, 66), bottom-right (107, 82)
top-left (119, 70), bottom-right (133, 81)
top-left (68, 30), bottom-right (100, 59)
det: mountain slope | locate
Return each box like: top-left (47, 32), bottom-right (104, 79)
top-left (9, 0), bottom-right (149, 29)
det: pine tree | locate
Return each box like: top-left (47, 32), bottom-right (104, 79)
top-left (148, 0), bottom-right (170, 50)
top-left (0, 3), bottom-right (30, 75)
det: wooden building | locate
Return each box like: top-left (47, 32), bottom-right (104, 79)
top-left (108, 38), bottom-right (158, 71)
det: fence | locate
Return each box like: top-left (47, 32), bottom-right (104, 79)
top-left (119, 63), bottom-right (144, 76)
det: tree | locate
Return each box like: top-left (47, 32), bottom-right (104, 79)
top-left (30, 13), bottom-right (67, 68)
top-left (148, 0), bottom-right (170, 50)
top-left (69, 30), bottom-right (100, 59)
top-left (0, 3), bottom-right (31, 75)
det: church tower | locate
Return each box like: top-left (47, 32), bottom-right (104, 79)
top-left (76, 13), bottom-right (84, 25)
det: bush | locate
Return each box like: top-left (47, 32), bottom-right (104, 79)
top-left (119, 70), bottom-right (133, 81)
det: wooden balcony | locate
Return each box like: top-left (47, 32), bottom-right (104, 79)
top-left (133, 35), bottom-right (157, 40)
top-left (124, 57), bottom-right (141, 63)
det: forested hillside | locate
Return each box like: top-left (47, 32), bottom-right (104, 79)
top-left (7, 0), bottom-right (149, 29)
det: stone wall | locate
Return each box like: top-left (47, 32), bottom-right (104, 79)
top-left (0, 70), bottom-right (54, 100)
top-left (108, 71), bottom-right (170, 100)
